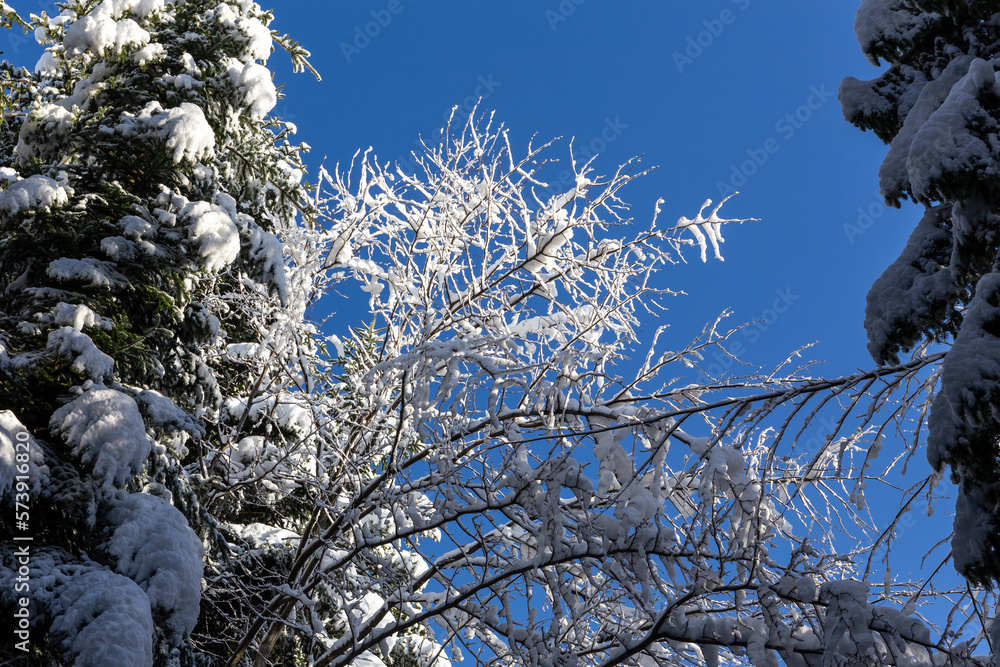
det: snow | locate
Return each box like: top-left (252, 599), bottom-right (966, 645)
top-left (0, 420), bottom-right (15, 498)
top-left (131, 42), bottom-right (165, 65)
top-left (0, 411), bottom-right (48, 498)
top-left (213, 4), bottom-right (273, 63)
top-left (227, 60), bottom-right (277, 120)
top-left (101, 235), bottom-right (136, 260)
top-left (247, 221), bottom-right (288, 303)
top-left (47, 257), bottom-right (121, 287)
top-left (352, 652), bottom-right (388, 667)
top-left (0, 174), bottom-right (72, 215)
top-left (122, 214), bottom-right (156, 240)
top-left (226, 342), bottom-right (262, 360)
top-left (906, 59), bottom-right (1000, 203)
top-left (675, 195), bottom-right (747, 262)
top-left (97, 0), bottom-right (165, 19)
top-left (68, 62), bottom-right (117, 110)
top-left (46, 562), bottom-right (155, 666)
top-left (64, 12), bottom-right (150, 59)
top-left (64, 13), bottom-right (118, 58)
top-left (34, 49), bottom-right (59, 74)
top-left (135, 388), bottom-right (204, 438)
top-left (839, 74), bottom-right (896, 125)
top-left (112, 18), bottom-right (151, 53)
top-left (821, 580), bottom-right (877, 665)
top-left (929, 272), bottom-right (1000, 446)
top-left (223, 395), bottom-right (314, 436)
top-left (106, 491), bottom-right (205, 638)
top-left (47, 328), bottom-right (115, 379)
top-left (927, 273), bottom-right (1000, 577)
top-left (52, 302), bottom-right (113, 331)
top-left (237, 15), bottom-right (273, 61)
top-left (853, 0), bottom-right (939, 65)
top-left (878, 55), bottom-right (974, 203)
top-left (50, 387), bottom-right (153, 491)
top-left (384, 635), bottom-right (453, 667)
top-left (117, 101), bottom-right (216, 164)
top-left (183, 201), bottom-right (240, 272)
top-left (235, 522), bottom-right (300, 550)
top-left (163, 72), bottom-right (200, 90)
top-left (3, 550), bottom-right (156, 666)
top-left (216, 432), bottom-right (317, 499)
top-left (864, 206), bottom-right (955, 365)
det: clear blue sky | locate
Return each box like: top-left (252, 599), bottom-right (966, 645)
top-left (0, 2), bottom-right (913, 381)
top-left (264, 0), bottom-right (916, 376)
top-left (260, 0), bottom-right (951, 588)
top-left (1, 0), bottom-right (949, 588)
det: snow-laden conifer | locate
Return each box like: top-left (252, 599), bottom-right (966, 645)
top-left (840, 0), bottom-right (1000, 586)
top-left (0, 0), bottom-right (321, 663)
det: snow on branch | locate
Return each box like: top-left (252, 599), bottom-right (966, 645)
top-left (214, 114), bottom-right (985, 666)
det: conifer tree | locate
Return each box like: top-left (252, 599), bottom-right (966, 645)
top-left (840, 0), bottom-right (1000, 586)
top-left (0, 1), bottom-right (321, 663)
top-left (3, 0), bottom-right (998, 665)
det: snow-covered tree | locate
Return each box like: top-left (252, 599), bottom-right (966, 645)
top-left (0, 0), bottom-right (321, 664)
top-left (0, 0), bottom-right (996, 665)
top-left (840, 0), bottom-right (1000, 587)
top-left (209, 113), bottom-right (995, 666)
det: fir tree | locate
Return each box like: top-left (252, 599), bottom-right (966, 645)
top-left (0, 0), bottom-right (321, 663)
top-left (840, 0), bottom-right (1000, 586)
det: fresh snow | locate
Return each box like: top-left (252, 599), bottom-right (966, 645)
top-left (0, 174), bottom-right (72, 215)
top-left (47, 257), bottom-right (121, 287)
top-left (906, 59), bottom-right (1000, 203)
top-left (50, 387), bottom-right (152, 491)
top-left (864, 206), bottom-right (954, 364)
top-left (1, 550), bottom-right (155, 667)
top-left (0, 410), bottom-right (48, 498)
top-left (52, 302), bottom-right (113, 331)
top-left (227, 60), bottom-right (277, 120)
top-left (106, 492), bottom-right (205, 639)
top-left (135, 388), bottom-right (204, 439)
top-left (117, 101), bottom-right (216, 164)
top-left (63, 12), bottom-right (150, 59)
top-left (47, 327), bottom-right (115, 379)
top-left (46, 562), bottom-right (156, 666)
top-left (235, 522), bottom-right (300, 550)
top-left (183, 200), bottom-right (240, 272)
top-left (878, 55), bottom-right (974, 202)
top-left (853, 0), bottom-right (938, 65)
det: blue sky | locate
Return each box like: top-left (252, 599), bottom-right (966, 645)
top-left (260, 1), bottom-right (953, 587)
top-left (0, 0), bottom-right (951, 591)
top-left (265, 0), bottom-right (917, 377)
top-left (0, 1), bottom-right (915, 379)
